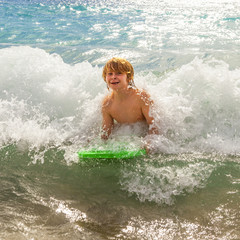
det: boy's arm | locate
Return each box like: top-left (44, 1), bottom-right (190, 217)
top-left (140, 91), bottom-right (159, 135)
top-left (101, 102), bottom-right (114, 140)
top-left (141, 93), bottom-right (159, 154)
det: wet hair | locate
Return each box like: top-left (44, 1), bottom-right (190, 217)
top-left (102, 57), bottom-right (135, 86)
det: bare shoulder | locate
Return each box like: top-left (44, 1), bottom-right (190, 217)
top-left (136, 89), bottom-right (153, 106)
top-left (102, 94), bottom-right (113, 111)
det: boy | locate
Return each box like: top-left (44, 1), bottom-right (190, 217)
top-left (101, 57), bottom-right (158, 145)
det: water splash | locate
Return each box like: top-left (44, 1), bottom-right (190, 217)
top-left (120, 160), bottom-right (216, 205)
top-left (0, 46), bottom-right (240, 162)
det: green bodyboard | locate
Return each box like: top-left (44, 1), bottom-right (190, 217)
top-left (78, 149), bottom-right (146, 159)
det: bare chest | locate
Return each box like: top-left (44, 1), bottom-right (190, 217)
top-left (109, 100), bottom-right (145, 123)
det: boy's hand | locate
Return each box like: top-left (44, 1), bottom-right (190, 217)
top-left (143, 138), bottom-right (152, 155)
top-left (144, 144), bottom-right (150, 155)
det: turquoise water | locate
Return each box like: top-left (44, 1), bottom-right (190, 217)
top-left (0, 0), bottom-right (240, 239)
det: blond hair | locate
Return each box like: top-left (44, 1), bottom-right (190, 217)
top-left (102, 57), bottom-right (135, 86)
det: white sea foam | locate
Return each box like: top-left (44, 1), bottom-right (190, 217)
top-left (145, 57), bottom-right (240, 154)
top-left (120, 161), bottom-right (216, 205)
top-left (0, 46), bottom-right (105, 162)
top-left (0, 46), bottom-right (240, 162)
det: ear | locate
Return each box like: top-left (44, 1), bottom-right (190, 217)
top-left (106, 83), bottom-right (109, 90)
top-left (104, 79), bottom-right (109, 90)
top-left (128, 79), bottom-right (136, 87)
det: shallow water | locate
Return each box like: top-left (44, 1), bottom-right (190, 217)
top-left (1, 146), bottom-right (239, 239)
top-left (0, 0), bottom-right (240, 239)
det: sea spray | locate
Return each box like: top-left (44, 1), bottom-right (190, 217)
top-left (1, 47), bottom-right (240, 162)
top-left (0, 46), bottom-right (105, 162)
top-left (120, 160), bottom-right (216, 205)
top-left (0, 46), bottom-right (104, 118)
top-left (147, 57), bottom-right (240, 154)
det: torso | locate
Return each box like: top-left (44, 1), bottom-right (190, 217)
top-left (103, 88), bottom-right (146, 124)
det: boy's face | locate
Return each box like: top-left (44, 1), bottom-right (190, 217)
top-left (106, 71), bottom-right (129, 90)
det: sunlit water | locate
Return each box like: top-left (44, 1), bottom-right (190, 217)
top-left (0, 0), bottom-right (240, 239)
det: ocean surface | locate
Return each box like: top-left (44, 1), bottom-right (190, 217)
top-left (0, 0), bottom-right (240, 239)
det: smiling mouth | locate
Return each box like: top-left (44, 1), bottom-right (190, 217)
top-left (111, 81), bottom-right (119, 85)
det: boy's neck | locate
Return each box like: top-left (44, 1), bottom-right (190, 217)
top-left (112, 87), bottom-right (133, 100)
